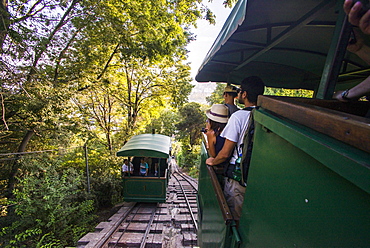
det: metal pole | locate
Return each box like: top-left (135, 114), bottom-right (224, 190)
top-left (317, 5), bottom-right (351, 99)
top-left (84, 142), bottom-right (91, 193)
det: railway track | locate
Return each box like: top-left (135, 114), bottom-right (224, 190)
top-left (78, 162), bottom-right (198, 247)
top-left (171, 168), bottom-right (198, 232)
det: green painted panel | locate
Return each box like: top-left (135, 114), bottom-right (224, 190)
top-left (197, 143), bottom-right (229, 248)
top-left (254, 109), bottom-right (370, 193)
top-left (238, 110), bottom-right (370, 247)
top-left (123, 177), bottom-right (166, 203)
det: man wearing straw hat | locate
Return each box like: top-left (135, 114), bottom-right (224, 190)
top-left (206, 76), bottom-right (265, 223)
top-left (223, 85), bottom-right (240, 116)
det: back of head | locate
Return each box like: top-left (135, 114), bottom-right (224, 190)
top-left (240, 76), bottom-right (265, 104)
top-left (224, 85), bottom-right (238, 98)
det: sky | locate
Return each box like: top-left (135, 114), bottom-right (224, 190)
top-left (186, 1), bottom-right (232, 104)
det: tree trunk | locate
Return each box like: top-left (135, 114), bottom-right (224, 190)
top-left (6, 130), bottom-right (34, 198)
top-left (0, 0), bottom-right (9, 51)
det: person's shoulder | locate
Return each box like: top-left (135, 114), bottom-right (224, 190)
top-left (225, 103), bottom-right (239, 111)
top-left (229, 108), bottom-right (249, 118)
top-left (226, 109), bottom-right (251, 127)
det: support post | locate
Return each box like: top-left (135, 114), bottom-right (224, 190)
top-left (317, 5), bottom-right (352, 99)
top-left (84, 142), bottom-right (90, 193)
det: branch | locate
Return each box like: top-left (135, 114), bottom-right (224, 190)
top-left (1, 91), bottom-right (8, 130)
top-left (28, 0), bottom-right (80, 80)
top-left (53, 28), bottom-right (81, 83)
top-left (97, 42), bottom-right (120, 80)
top-left (11, 0), bottom-right (44, 24)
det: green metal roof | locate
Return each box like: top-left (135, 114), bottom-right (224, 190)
top-left (195, 0), bottom-right (370, 91)
top-left (116, 134), bottom-right (171, 158)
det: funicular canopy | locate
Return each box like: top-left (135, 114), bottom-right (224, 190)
top-left (195, 0), bottom-right (370, 95)
top-left (116, 134), bottom-right (171, 158)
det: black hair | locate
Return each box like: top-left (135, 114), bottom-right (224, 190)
top-left (224, 91), bottom-right (238, 98)
top-left (240, 76), bottom-right (265, 104)
top-left (124, 159), bottom-right (128, 163)
top-left (208, 119), bottom-right (227, 136)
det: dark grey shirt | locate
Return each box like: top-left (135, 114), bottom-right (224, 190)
top-left (225, 103), bottom-right (240, 117)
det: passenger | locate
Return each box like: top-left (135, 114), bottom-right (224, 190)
top-left (122, 159), bottom-right (134, 176)
top-left (333, 0), bottom-right (370, 101)
top-left (145, 157), bottom-right (152, 172)
top-left (223, 85), bottom-right (240, 116)
top-left (140, 158), bottom-right (149, 177)
top-left (206, 76), bottom-right (265, 222)
top-left (204, 104), bottom-right (229, 175)
top-left (152, 158), bottom-right (159, 176)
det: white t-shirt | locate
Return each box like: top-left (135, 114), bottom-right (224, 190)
top-left (122, 162), bottom-right (133, 172)
top-left (221, 108), bottom-right (253, 164)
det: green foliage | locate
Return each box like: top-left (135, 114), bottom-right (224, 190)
top-left (188, 165), bottom-right (199, 179)
top-left (90, 173), bottom-right (122, 209)
top-left (264, 87), bottom-right (314, 98)
top-left (175, 102), bottom-right (204, 170)
top-left (177, 143), bottom-right (200, 172)
top-left (223, 0), bottom-right (240, 8)
top-left (176, 102), bottom-right (205, 147)
top-left (206, 85), bottom-right (314, 106)
top-left (0, 0), bottom-right (229, 246)
top-left (145, 108), bottom-right (179, 136)
top-left (0, 158), bottom-right (96, 247)
top-left (206, 83), bottom-right (227, 105)
top-left (1, 0), bottom-right (209, 187)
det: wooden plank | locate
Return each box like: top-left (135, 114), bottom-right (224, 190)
top-left (257, 96), bottom-right (370, 153)
top-left (289, 97), bottom-right (370, 117)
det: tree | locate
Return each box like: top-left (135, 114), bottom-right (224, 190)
top-left (112, 58), bottom-right (193, 138)
top-left (175, 102), bottom-right (204, 168)
top-left (206, 83), bottom-right (227, 105)
top-left (264, 87), bottom-right (314, 97)
top-left (176, 102), bottom-right (204, 148)
top-left (1, 0), bottom-right (211, 198)
top-left (145, 108), bottom-right (180, 137)
top-left (1, 0), bottom-right (212, 151)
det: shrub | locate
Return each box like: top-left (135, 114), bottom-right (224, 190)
top-left (0, 158), bottom-right (96, 247)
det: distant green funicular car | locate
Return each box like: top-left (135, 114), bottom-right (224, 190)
top-left (116, 134), bottom-right (171, 203)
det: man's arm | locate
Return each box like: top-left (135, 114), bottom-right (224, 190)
top-left (334, 75), bottom-right (370, 101)
top-left (346, 28), bottom-right (370, 65)
top-left (206, 139), bottom-right (236, 166)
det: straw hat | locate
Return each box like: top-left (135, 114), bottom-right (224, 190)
top-left (205, 104), bottom-right (229, 123)
top-left (223, 85), bottom-right (238, 93)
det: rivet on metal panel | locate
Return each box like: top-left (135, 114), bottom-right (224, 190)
top-left (262, 126), bottom-right (272, 133)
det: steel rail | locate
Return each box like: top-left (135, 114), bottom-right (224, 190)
top-left (140, 203), bottom-right (159, 248)
top-left (173, 167), bottom-right (198, 193)
top-left (173, 172), bottom-right (198, 231)
top-left (94, 202), bottom-right (137, 248)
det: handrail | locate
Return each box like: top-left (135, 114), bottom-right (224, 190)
top-left (202, 137), bottom-right (234, 224)
top-left (207, 165), bottom-right (234, 224)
